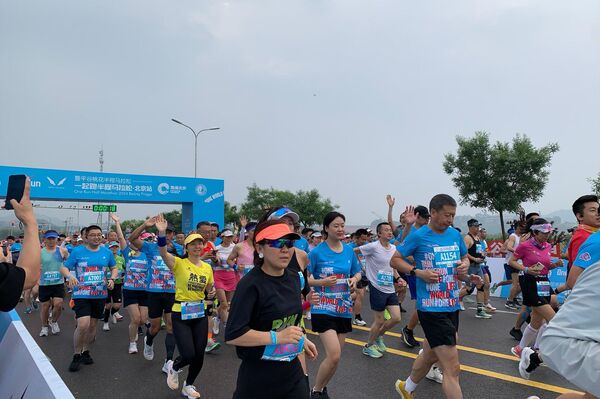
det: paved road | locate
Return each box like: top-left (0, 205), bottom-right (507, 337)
top-left (17, 296), bottom-right (579, 399)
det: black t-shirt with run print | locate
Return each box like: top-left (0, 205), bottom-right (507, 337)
top-left (225, 266), bottom-right (303, 361)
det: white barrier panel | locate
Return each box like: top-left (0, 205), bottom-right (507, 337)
top-left (0, 310), bottom-right (74, 399)
top-left (486, 257), bottom-right (568, 302)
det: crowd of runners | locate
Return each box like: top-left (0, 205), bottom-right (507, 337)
top-left (3, 180), bottom-right (600, 399)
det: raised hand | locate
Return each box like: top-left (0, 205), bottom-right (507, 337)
top-left (155, 214), bottom-right (168, 233)
top-left (403, 205), bottom-right (417, 225)
top-left (110, 213), bottom-right (120, 223)
top-left (144, 216), bottom-right (157, 228)
top-left (386, 194), bottom-right (395, 208)
top-left (239, 215), bottom-right (248, 228)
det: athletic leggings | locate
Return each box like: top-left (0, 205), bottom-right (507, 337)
top-left (171, 312), bottom-right (208, 385)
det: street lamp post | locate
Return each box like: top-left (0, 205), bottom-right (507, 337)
top-left (171, 119), bottom-right (220, 178)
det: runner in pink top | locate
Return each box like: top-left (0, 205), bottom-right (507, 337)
top-left (227, 222), bottom-right (257, 280)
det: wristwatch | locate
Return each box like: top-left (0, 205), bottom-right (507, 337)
top-left (409, 267), bottom-right (417, 277)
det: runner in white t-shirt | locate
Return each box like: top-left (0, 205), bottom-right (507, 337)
top-left (354, 222), bottom-right (401, 358)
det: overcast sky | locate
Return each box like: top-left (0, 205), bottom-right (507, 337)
top-left (1, 1), bottom-right (599, 227)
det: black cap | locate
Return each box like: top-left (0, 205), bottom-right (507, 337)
top-left (467, 219), bottom-right (481, 227)
top-left (166, 224), bottom-right (175, 232)
top-left (414, 206), bottom-right (430, 218)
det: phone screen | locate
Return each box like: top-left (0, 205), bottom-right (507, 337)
top-left (4, 175), bottom-right (27, 210)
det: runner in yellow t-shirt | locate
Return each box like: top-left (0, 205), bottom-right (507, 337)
top-left (155, 213), bottom-right (215, 399)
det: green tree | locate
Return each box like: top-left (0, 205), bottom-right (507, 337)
top-left (238, 184), bottom-right (337, 226)
top-left (162, 210), bottom-right (182, 232)
top-left (224, 201), bottom-right (240, 226)
top-left (591, 173), bottom-right (600, 196)
top-left (443, 132), bottom-right (559, 239)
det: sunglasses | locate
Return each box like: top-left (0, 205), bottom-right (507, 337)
top-left (265, 239), bottom-right (295, 249)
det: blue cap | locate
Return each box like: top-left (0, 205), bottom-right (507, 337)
top-left (44, 231), bottom-right (59, 239)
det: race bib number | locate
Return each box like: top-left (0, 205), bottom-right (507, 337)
top-left (536, 280), bottom-right (551, 297)
top-left (181, 301), bottom-right (205, 320)
top-left (261, 335), bottom-right (305, 362)
top-left (376, 270), bottom-right (394, 287)
top-left (433, 245), bottom-right (460, 268)
top-left (314, 277), bottom-right (353, 317)
top-left (83, 271), bottom-right (104, 285)
top-left (43, 271), bottom-right (61, 283)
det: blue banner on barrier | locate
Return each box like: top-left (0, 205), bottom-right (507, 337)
top-left (0, 165), bottom-right (224, 233)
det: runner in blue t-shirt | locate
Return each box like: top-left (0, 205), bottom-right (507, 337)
top-left (65, 224), bottom-right (118, 372)
top-left (391, 194), bottom-right (481, 399)
top-left (568, 230), bottom-right (600, 288)
top-left (128, 216), bottom-right (178, 373)
top-left (110, 213), bottom-right (151, 354)
top-left (307, 211), bottom-right (361, 397)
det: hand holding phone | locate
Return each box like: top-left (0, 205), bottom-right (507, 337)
top-left (4, 175), bottom-right (26, 210)
top-left (530, 262), bottom-right (544, 272)
top-left (4, 176), bottom-right (36, 227)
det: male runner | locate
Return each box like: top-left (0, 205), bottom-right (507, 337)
top-left (38, 230), bottom-right (77, 337)
top-left (460, 219), bottom-right (492, 319)
top-left (348, 228), bottom-right (370, 326)
top-left (391, 194), bottom-right (481, 399)
top-left (66, 225), bottom-right (118, 372)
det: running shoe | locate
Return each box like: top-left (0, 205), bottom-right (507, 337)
top-left (32, 300), bottom-right (39, 310)
top-left (24, 307), bottom-right (32, 314)
top-left (426, 366), bottom-right (443, 384)
top-left (362, 344), bottom-right (383, 358)
top-left (484, 303), bottom-right (497, 312)
top-left (81, 350), bottom-right (94, 365)
top-left (394, 380), bottom-right (414, 399)
top-left (306, 311), bottom-right (311, 320)
top-left (166, 360), bottom-right (180, 390)
top-left (111, 313), bottom-right (118, 324)
top-left (459, 302), bottom-right (465, 311)
top-left (68, 354), bottom-right (82, 372)
top-left (490, 283), bottom-right (499, 294)
top-left (519, 347), bottom-right (534, 380)
top-left (128, 342), bottom-right (138, 354)
top-left (509, 327), bottom-right (523, 341)
top-left (39, 326), bottom-right (49, 337)
top-left (160, 317), bottom-right (166, 329)
top-left (50, 321), bottom-right (60, 335)
top-left (511, 345), bottom-right (523, 358)
top-left (375, 336), bottom-right (387, 353)
top-left (114, 311), bottom-right (124, 321)
top-left (310, 387), bottom-right (329, 399)
top-left (352, 318), bottom-right (367, 326)
top-left (213, 316), bottom-right (220, 335)
top-left (138, 326), bottom-right (143, 335)
top-left (103, 322), bottom-right (110, 331)
top-left (162, 359), bottom-right (169, 374)
top-left (475, 309), bottom-right (492, 319)
top-left (401, 326), bottom-right (419, 348)
top-left (181, 384), bottom-right (201, 399)
top-left (205, 338), bottom-right (221, 353)
top-left (505, 300), bottom-right (518, 310)
top-left (143, 336), bottom-right (155, 360)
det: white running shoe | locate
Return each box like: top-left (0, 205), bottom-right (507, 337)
top-left (485, 303), bottom-right (497, 312)
top-left (102, 322), bottom-right (110, 331)
top-left (112, 314), bottom-right (118, 324)
top-left (128, 342), bottom-right (138, 354)
top-left (352, 318), bottom-right (367, 326)
top-left (143, 336), bottom-right (154, 360)
top-left (181, 384), bottom-right (201, 399)
top-left (212, 316), bottom-right (220, 336)
top-left (519, 347), bottom-right (534, 380)
top-left (114, 311), bottom-right (124, 321)
top-left (426, 366), bottom-right (444, 384)
top-left (39, 326), bottom-right (49, 337)
top-left (162, 359), bottom-right (169, 374)
top-left (166, 360), bottom-right (180, 390)
top-left (306, 311), bottom-right (311, 320)
top-left (50, 321), bottom-right (60, 335)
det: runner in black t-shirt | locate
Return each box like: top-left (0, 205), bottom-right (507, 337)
top-left (225, 220), bottom-right (318, 399)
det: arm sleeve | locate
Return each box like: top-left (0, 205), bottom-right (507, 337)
top-left (307, 250), bottom-right (317, 275)
top-left (572, 239), bottom-right (600, 270)
top-left (224, 279), bottom-right (258, 341)
top-left (0, 262), bottom-right (26, 312)
top-left (397, 233), bottom-right (417, 258)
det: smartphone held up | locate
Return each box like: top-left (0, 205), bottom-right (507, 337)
top-left (3, 174), bottom-right (27, 210)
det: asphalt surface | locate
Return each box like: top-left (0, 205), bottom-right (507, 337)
top-left (17, 295), bottom-right (580, 399)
